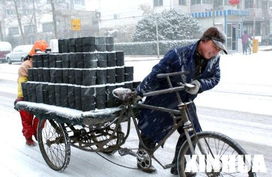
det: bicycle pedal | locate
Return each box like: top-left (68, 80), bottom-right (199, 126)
top-left (165, 163), bottom-right (175, 169)
top-left (118, 148), bottom-right (136, 157)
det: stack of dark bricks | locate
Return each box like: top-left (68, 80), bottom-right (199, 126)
top-left (22, 37), bottom-right (139, 111)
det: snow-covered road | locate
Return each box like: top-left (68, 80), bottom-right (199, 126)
top-left (0, 51), bottom-right (271, 177)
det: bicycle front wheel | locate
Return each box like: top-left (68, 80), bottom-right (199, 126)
top-left (37, 119), bottom-right (71, 171)
top-left (177, 131), bottom-right (256, 177)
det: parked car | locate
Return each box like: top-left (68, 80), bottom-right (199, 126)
top-left (0, 41), bottom-right (12, 63)
top-left (6, 44), bottom-right (33, 64)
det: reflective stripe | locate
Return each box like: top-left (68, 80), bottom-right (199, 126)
top-left (17, 76), bottom-right (28, 98)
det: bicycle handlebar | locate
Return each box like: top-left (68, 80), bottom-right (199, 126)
top-left (142, 83), bottom-right (195, 97)
top-left (156, 71), bottom-right (188, 79)
top-left (143, 85), bottom-right (185, 97)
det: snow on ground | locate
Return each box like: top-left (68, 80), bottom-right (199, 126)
top-left (126, 50), bottom-right (272, 116)
top-left (196, 51), bottom-right (272, 115)
top-left (126, 51), bottom-right (272, 148)
top-left (0, 50), bottom-right (271, 177)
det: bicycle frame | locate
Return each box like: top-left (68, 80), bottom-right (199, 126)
top-left (122, 71), bottom-right (198, 169)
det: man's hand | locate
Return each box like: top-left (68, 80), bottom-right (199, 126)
top-left (185, 80), bottom-right (201, 95)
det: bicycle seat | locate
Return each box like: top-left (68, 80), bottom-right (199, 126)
top-left (112, 87), bottom-right (135, 101)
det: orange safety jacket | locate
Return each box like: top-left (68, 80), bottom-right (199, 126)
top-left (17, 60), bottom-right (32, 98)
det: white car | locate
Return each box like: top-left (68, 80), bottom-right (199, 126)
top-left (6, 44), bottom-right (33, 64)
top-left (0, 41), bottom-right (12, 63)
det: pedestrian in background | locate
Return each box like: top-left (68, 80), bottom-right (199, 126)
top-left (241, 30), bottom-right (252, 55)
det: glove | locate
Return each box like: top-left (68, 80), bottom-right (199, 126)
top-left (112, 88), bottom-right (137, 101)
top-left (186, 80), bottom-right (201, 95)
top-left (134, 94), bottom-right (143, 104)
top-left (23, 55), bottom-right (31, 61)
top-left (14, 97), bottom-right (23, 110)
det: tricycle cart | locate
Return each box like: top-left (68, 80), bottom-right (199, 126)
top-left (16, 71), bottom-right (257, 177)
top-left (16, 101), bottom-right (128, 171)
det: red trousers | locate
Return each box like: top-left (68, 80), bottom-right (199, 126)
top-left (19, 110), bottom-right (39, 139)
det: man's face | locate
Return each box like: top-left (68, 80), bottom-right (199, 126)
top-left (199, 40), bottom-right (221, 59)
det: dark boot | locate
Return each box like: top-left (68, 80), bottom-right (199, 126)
top-left (139, 134), bottom-right (156, 152)
top-left (170, 167), bottom-right (178, 175)
top-left (137, 134), bottom-right (157, 173)
top-left (170, 167), bottom-right (196, 176)
top-left (26, 137), bottom-right (36, 146)
top-left (170, 135), bottom-right (186, 175)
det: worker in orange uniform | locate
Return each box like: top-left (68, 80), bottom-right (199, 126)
top-left (15, 40), bottom-right (48, 146)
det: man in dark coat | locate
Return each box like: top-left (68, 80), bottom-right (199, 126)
top-left (136, 27), bottom-right (227, 174)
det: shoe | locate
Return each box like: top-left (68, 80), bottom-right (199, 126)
top-left (137, 163), bottom-right (156, 173)
top-left (170, 167), bottom-right (178, 175)
top-left (26, 137), bottom-right (36, 146)
top-left (186, 173), bottom-right (196, 177)
top-left (171, 167), bottom-right (196, 177)
top-left (34, 133), bottom-right (37, 141)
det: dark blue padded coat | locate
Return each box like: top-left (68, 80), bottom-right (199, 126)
top-left (136, 40), bottom-right (221, 143)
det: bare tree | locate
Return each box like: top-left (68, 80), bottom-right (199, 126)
top-left (49, 0), bottom-right (58, 38)
top-left (139, 3), bottom-right (152, 16)
top-left (13, 0), bottom-right (25, 43)
top-left (32, 0), bottom-right (37, 34)
top-left (0, 0), bottom-right (6, 40)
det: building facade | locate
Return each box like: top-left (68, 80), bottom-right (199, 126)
top-left (152, 0), bottom-right (272, 51)
top-left (0, 0), bottom-right (99, 47)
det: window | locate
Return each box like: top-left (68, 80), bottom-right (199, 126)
top-left (6, 9), bottom-right (15, 15)
top-left (24, 25), bottom-right (36, 33)
top-left (262, 0), bottom-right (268, 10)
top-left (113, 14), bottom-right (118, 19)
top-left (21, 9), bottom-right (33, 15)
top-left (9, 27), bottom-right (19, 35)
top-left (47, 0), bottom-right (65, 3)
top-left (202, 0), bottom-right (212, 4)
top-left (245, 0), bottom-right (253, 8)
top-left (214, 0), bottom-right (223, 6)
top-left (21, 0), bottom-right (32, 3)
top-left (74, 0), bottom-right (84, 5)
top-left (191, 0), bottom-right (201, 5)
top-left (154, 0), bottom-right (163, 7)
top-left (42, 22), bottom-right (53, 32)
top-left (179, 0), bottom-right (186, 5)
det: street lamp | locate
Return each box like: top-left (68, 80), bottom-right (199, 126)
top-left (212, 0), bottom-right (215, 26)
top-left (155, 19), bottom-right (160, 58)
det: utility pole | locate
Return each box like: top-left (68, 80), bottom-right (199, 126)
top-left (253, 0), bottom-right (256, 38)
top-left (0, 21), bottom-right (3, 41)
top-left (212, 0), bottom-right (215, 26)
top-left (155, 19), bottom-right (160, 58)
top-left (70, 0), bottom-right (74, 10)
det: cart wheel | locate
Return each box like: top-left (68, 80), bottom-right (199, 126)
top-left (37, 119), bottom-right (71, 171)
top-left (95, 122), bottom-right (124, 154)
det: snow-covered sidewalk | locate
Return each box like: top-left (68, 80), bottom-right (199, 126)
top-left (125, 50), bottom-right (272, 116)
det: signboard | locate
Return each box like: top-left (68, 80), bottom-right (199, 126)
top-left (229, 0), bottom-right (240, 6)
top-left (71, 19), bottom-right (81, 31)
